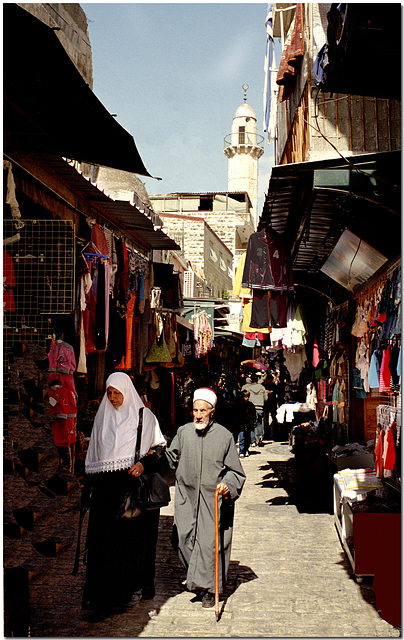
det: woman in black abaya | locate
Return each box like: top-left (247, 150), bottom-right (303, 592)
top-left (82, 372), bottom-right (166, 621)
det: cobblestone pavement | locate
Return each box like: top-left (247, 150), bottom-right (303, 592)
top-left (28, 440), bottom-right (401, 638)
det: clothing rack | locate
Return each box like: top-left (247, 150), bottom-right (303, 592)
top-left (376, 404), bottom-right (401, 443)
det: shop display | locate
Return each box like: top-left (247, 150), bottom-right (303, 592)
top-left (333, 470), bottom-right (400, 626)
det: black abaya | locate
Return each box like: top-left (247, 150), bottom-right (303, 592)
top-left (82, 468), bottom-right (159, 610)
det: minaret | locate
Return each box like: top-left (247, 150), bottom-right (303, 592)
top-left (223, 84), bottom-right (264, 223)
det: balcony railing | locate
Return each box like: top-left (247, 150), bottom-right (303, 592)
top-left (223, 133), bottom-right (265, 150)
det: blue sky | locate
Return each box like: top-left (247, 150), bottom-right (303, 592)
top-left (82, 3), bottom-right (277, 216)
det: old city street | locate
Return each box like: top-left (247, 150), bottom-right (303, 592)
top-left (29, 439), bottom-right (400, 638)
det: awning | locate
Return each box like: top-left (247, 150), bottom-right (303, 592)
top-left (3, 3), bottom-right (155, 177)
top-left (8, 152), bottom-right (180, 251)
top-left (258, 150), bottom-right (401, 303)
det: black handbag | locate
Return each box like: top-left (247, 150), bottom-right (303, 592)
top-left (117, 408), bottom-right (171, 519)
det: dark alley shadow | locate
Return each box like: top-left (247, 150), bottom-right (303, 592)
top-left (257, 450), bottom-right (334, 515)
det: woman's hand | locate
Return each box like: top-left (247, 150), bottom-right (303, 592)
top-left (129, 462), bottom-right (144, 477)
top-left (217, 482), bottom-right (229, 496)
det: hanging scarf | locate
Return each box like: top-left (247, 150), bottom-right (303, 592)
top-left (85, 372), bottom-right (166, 474)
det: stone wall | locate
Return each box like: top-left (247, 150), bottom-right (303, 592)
top-left (17, 3), bottom-right (93, 86)
top-left (160, 215), bottom-right (232, 298)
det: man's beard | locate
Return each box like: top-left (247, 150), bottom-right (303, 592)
top-left (194, 418), bottom-right (210, 431)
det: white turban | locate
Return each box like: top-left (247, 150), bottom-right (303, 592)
top-left (193, 387), bottom-right (217, 407)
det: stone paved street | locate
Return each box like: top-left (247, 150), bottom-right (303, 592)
top-left (28, 440), bottom-right (401, 638)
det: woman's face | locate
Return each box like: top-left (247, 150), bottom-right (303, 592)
top-left (107, 386), bottom-right (124, 408)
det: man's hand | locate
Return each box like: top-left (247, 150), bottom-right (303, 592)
top-left (217, 482), bottom-right (229, 496)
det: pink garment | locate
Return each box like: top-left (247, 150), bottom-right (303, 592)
top-left (48, 340), bottom-right (76, 374)
top-left (312, 339), bottom-right (320, 368)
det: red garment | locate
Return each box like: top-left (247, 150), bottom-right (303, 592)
top-left (245, 332), bottom-right (266, 341)
top-left (49, 384), bottom-right (77, 447)
top-left (3, 250), bottom-right (16, 312)
top-left (91, 224), bottom-right (110, 257)
top-left (276, 3), bottom-right (304, 102)
top-left (383, 423), bottom-right (397, 472)
top-left (49, 386), bottom-right (77, 419)
top-left (52, 418), bottom-right (77, 447)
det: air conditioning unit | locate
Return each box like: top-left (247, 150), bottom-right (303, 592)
top-left (183, 270), bottom-right (195, 297)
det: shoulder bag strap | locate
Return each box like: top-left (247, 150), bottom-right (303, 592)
top-left (135, 407), bottom-right (144, 462)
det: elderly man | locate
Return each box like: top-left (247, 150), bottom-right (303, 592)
top-left (165, 387), bottom-right (245, 608)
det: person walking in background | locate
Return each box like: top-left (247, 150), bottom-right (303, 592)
top-left (214, 373), bottom-right (233, 429)
top-left (262, 372), bottom-right (280, 440)
top-left (229, 390), bottom-right (256, 457)
top-left (81, 372), bottom-right (166, 621)
top-left (165, 387), bottom-right (245, 608)
top-left (241, 373), bottom-right (267, 446)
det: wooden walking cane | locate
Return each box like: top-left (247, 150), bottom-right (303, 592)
top-left (214, 486), bottom-right (220, 621)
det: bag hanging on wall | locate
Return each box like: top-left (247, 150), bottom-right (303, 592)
top-left (145, 312), bottom-right (172, 363)
top-left (117, 407), bottom-right (171, 519)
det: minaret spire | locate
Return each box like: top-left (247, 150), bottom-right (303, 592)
top-left (242, 83), bottom-right (249, 103)
top-left (223, 89), bottom-right (264, 224)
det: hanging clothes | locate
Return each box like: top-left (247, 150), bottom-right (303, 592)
top-left (194, 311), bottom-right (213, 359)
top-left (368, 348), bottom-right (382, 389)
top-left (49, 384), bottom-right (77, 447)
top-left (374, 427), bottom-right (385, 478)
top-left (265, 228), bottom-right (294, 293)
top-left (250, 290), bottom-right (270, 328)
top-left (383, 423), bottom-right (397, 475)
top-left (332, 380), bottom-right (341, 423)
top-left (284, 347), bottom-right (307, 382)
top-left (48, 339), bottom-right (77, 450)
top-left (312, 338), bottom-right (320, 368)
top-left (3, 250), bottom-right (16, 312)
top-left (379, 346), bottom-right (393, 394)
top-left (241, 229), bottom-right (274, 290)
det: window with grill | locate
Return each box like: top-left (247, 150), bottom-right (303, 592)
top-left (238, 126), bottom-right (245, 144)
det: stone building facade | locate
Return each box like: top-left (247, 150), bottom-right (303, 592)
top-left (158, 212), bottom-right (233, 298)
top-left (270, 3), bottom-right (401, 165)
top-left (150, 191), bottom-right (253, 284)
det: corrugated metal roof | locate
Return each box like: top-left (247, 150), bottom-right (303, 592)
top-left (258, 151), bottom-right (401, 302)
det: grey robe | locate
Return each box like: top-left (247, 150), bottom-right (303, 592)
top-left (165, 421), bottom-right (246, 593)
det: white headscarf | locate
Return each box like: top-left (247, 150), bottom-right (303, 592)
top-left (85, 372), bottom-right (166, 474)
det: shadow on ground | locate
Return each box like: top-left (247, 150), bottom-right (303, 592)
top-left (257, 442), bottom-right (334, 514)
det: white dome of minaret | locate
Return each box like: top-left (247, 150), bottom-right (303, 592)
top-left (224, 84), bottom-right (264, 223)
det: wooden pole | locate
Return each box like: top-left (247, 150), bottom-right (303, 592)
top-left (214, 487), bottom-right (220, 621)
